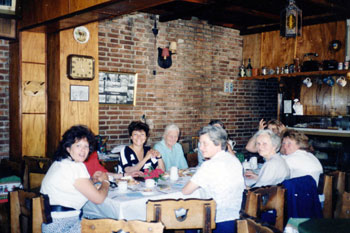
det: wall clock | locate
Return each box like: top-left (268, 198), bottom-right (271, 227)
top-left (73, 26), bottom-right (90, 44)
top-left (67, 55), bottom-right (95, 80)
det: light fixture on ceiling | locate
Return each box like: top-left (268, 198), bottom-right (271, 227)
top-left (280, 0), bottom-right (302, 38)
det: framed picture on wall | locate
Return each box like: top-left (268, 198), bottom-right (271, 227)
top-left (70, 85), bottom-right (89, 101)
top-left (98, 71), bottom-right (137, 105)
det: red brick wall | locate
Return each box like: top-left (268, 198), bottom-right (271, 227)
top-left (0, 14), bottom-right (277, 160)
top-left (98, 13), bottom-right (278, 152)
top-left (0, 39), bottom-right (9, 159)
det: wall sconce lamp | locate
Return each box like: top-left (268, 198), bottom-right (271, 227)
top-left (280, 0), bottom-right (302, 38)
top-left (169, 41), bottom-right (177, 54)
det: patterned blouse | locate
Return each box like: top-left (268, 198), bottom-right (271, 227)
top-left (120, 145), bottom-right (158, 172)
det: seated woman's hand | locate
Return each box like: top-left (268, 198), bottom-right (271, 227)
top-left (92, 171), bottom-right (103, 183)
top-left (127, 170), bottom-right (144, 177)
top-left (150, 149), bottom-right (162, 159)
top-left (258, 118), bottom-right (267, 130)
top-left (244, 170), bottom-right (258, 180)
top-left (95, 172), bottom-right (109, 183)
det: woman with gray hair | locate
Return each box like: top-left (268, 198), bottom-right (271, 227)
top-left (154, 124), bottom-right (188, 171)
top-left (183, 125), bottom-right (245, 233)
top-left (245, 129), bottom-right (290, 187)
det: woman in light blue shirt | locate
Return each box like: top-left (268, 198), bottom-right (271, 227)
top-left (154, 124), bottom-right (188, 171)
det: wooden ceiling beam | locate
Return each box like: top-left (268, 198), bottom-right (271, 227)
top-left (304, 0), bottom-right (348, 13)
top-left (158, 4), bottom-right (206, 22)
top-left (20, 0), bottom-right (177, 32)
top-left (225, 5), bottom-right (279, 21)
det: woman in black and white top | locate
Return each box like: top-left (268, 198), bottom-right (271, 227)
top-left (120, 121), bottom-right (165, 172)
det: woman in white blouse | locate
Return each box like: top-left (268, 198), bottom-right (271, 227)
top-left (244, 129), bottom-right (290, 187)
top-left (281, 129), bottom-right (323, 185)
top-left (183, 125), bottom-right (245, 233)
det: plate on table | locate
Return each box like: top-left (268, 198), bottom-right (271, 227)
top-left (142, 188), bottom-right (156, 195)
top-left (157, 184), bottom-right (170, 190)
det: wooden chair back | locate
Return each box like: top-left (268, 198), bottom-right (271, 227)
top-left (322, 174), bottom-right (333, 218)
top-left (328, 171), bottom-right (346, 218)
top-left (191, 136), bottom-right (199, 151)
top-left (244, 186), bottom-right (285, 231)
top-left (146, 198), bottom-right (216, 233)
top-left (32, 195), bottom-right (52, 233)
top-left (338, 191), bottom-right (350, 218)
top-left (10, 190), bottom-right (38, 233)
top-left (81, 218), bottom-right (164, 233)
top-left (22, 156), bottom-right (52, 191)
top-left (186, 152), bottom-right (198, 167)
top-left (237, 218), bottom-right (281, 233)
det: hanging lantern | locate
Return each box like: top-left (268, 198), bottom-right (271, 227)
top-left (280, 0), bottom-right (302, 38)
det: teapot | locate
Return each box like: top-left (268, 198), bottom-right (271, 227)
top-left (301, 53), bottom-right (320, 72)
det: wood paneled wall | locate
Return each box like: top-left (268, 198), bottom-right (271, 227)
top-left (243, 21), bottom-right (348, 117)
top-left (243, 21), bottom-right (346, 69)
top-left (300, 78), bottom-right (350, 116)
top-left (10, 31), bottom-right (47, 161)
top-left (21, 32), bottom-right (47, 158)
top-left (47, 22), bottom-right (99, 156)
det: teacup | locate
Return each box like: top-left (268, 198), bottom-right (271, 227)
top-left (228, 140), bottom-right (236, 149)
top-left (118, 180), bottom-right (128, 192)
top-left (249, 157), bottom-right (258, 170)
top-left (336, 76), bottom-right (347, 87)
top-left (303, 77), bottom-right (312, 88)
top-left (145, 179), bottom-right (156, 188)
top-left (170, 166), bottom-right (179, 181)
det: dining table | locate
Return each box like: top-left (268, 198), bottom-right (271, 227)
top-left (83, 168), bottom-right (204, 221)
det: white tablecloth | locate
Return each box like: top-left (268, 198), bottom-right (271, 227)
top-left (102, 175), bottom-right (203, 220)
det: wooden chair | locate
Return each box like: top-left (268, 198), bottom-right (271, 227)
top-left (186, 152), bottom-right (198, 167)
top-left (146, 198), bottom-right (216, 233)
top-left (338, 191), bottom-right (350, 218)
top-left (243, 186), bottom-right (285, 231)
top-left (191, 136), bottom-right (199, 151)
top-left (32, 195), bottom-right (52, 233)
top-left (10, 190), bottom-right (38, 233)
top-left (237, 218), bottom-right (281, 233)
top-left (322, 173), bottom-right (333, 218)
top-left (81, 218), bottom-right (164, 233)
top-left (22, 156), bottom-right (52, 191)
top-left (328, 170), bottom-right (346, 218)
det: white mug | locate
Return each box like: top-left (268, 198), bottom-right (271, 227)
top-left (118, 180), bottom-right (128, 192)
top-left (170, 166), bottom-right (179, 181)
top-left (228, 140), bottom-right (236, 149)
top-left (337, 76), bottom-right (347, 87)
top-left (145, 179), bottom-right (156, 188)
top-left (249, 157), bottom-right (258, 170)
top-left (242, 160), bottom-right (251, 171)
top-left (303, 77), bottom-right (312, 88)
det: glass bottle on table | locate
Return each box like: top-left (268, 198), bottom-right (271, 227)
top-left (246, 58), bottom-right (252, 77)
top-left (239, 60), bottom-right (246, 77)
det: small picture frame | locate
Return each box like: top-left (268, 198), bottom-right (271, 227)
top-left (98, 71), bottom-right (137, 105)
top-left (70, 85), bottom-right (89, 102)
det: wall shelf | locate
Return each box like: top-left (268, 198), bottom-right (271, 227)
top-left (238, 70), bottom-right (350, 80)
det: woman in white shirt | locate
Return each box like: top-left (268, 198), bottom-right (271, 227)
top-left (281, 129), bottom-right (323, 185)
top-left (245, 129), bottom-right (290, 187)
top-left (41, 125), bottom-right (110, 233)
top-left (183, 125), bottom-right (245, 233)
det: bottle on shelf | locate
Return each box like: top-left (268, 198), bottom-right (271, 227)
top-left (239, 60), bottom-right (246, 77)
top-left (246, 58), bottom-right (252, 77)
